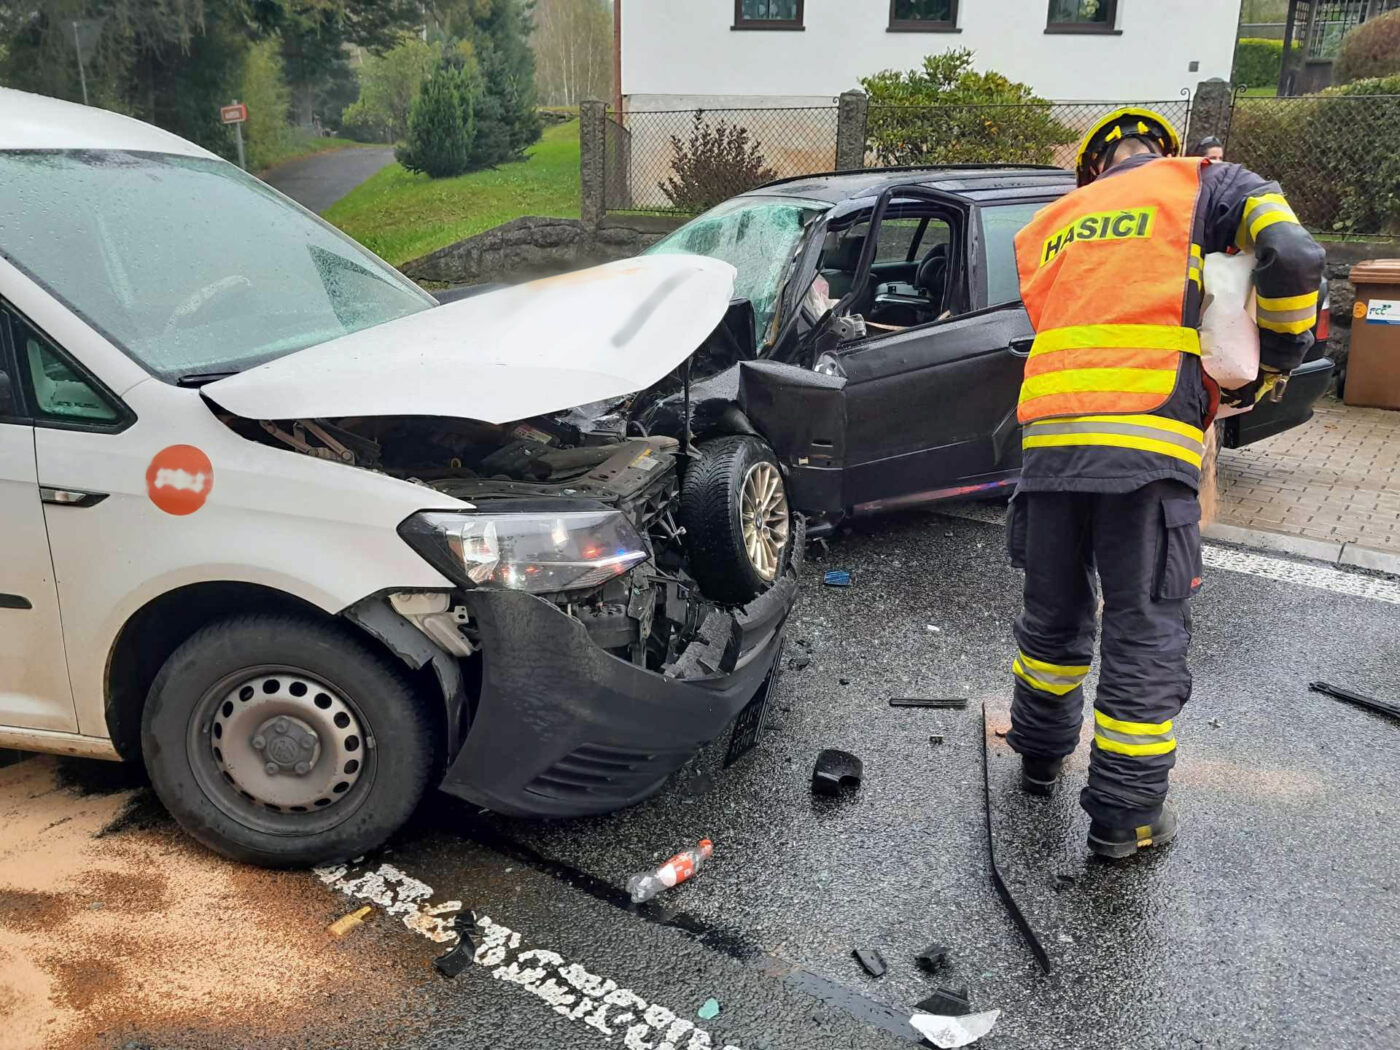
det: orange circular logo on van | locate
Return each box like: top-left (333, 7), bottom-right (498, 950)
top-left (146, 445), bottom-right (214, 515)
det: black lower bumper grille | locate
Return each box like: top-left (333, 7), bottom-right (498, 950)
top-left (525, 743), bottom-right (693, 800)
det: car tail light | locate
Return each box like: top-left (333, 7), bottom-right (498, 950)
top-left (1315, 300), bottom-right (1330, 342)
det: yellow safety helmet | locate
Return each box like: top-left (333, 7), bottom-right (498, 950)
top-left (1074, 107), bottom-right (1182, 187)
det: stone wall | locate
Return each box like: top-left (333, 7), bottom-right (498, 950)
top-left (400, 214), bottom-right (684, 287)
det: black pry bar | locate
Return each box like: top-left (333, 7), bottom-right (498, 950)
top-left (890, 697), bottom-right (969, 709)
top-left (1310, 681), bottom-right (1400, 721)
top-left (981, 703), bottom-right (1052, 974)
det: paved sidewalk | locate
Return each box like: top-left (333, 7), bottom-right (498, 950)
top-left (1217, 396), bottom-right (1400, 557)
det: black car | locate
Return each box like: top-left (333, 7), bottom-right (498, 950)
top-left (636, 165), bottom-right (1333, 535)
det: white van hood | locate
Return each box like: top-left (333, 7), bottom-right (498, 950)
top-left (205, 255), bottom-right (737, 425)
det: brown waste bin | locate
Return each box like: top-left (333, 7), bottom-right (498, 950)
top-left (1345, 259), bottom-right (1400, 410)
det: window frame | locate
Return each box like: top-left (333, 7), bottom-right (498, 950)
top-left (1, 304), bottom-right (135, 434)
top-left (888, 0), bottom-right (961, 33)
top-left (732, 0), bottom-right (805, 31)
top-left (1045, 0), bottom-right (1120, 35)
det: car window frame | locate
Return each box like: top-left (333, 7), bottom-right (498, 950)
top-left (968, 193), bottom-right (1066, 312)
top-left (1, 302), bottom-right (135, 434)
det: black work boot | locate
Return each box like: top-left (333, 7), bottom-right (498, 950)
top-left (1020, 756), bottom-right (1064, 796)
top-left (1087, 802), bottom-right (1179, 859)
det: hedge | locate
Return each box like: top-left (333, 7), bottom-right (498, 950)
top-left (1335, 9), bottom-right (1400, 84)
top-left (1233, 38), bottom-right (1301, 89)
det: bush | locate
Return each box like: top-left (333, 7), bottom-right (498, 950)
top-left (341, 38), bottom-right (438, 143)
top-left (860, 49), bottom-right (1072, 166)
top-left (241, 41), bottom-right (293, 171)
top-left (1335, 10), bottom-right (1400, 84)
top-left (1227, 89), bottom-right (1400, 235)
top-left (397, 66), bottom-right (476, 178)
top-left (659, 112), bottom-right (778, 213)
top-left (1233, 38), bottom-right (1301, 89)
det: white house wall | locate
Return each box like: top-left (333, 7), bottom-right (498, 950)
top-left (621, 1), bottom-right (1239, 103)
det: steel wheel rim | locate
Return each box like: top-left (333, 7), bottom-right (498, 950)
top-left (740, 461), bottom-right (790, 582)
top-left (187, 664), bottom-right (376, 836)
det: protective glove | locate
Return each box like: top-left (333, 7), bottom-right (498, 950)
top-left (1221, 367), bottom-right (1285, 409)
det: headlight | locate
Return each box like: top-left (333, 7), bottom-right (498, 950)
top-left (399, 501), bottom-right (650, 594)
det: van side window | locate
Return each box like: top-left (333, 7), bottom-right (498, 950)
top-left (9, 313), bottom-right (120, 424)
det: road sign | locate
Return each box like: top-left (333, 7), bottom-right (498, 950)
top-left (220, 103), bottom-right (248, 125)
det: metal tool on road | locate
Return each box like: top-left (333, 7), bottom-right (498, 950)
top-left (1309, 681), bottom-right (1400, 721)
top-left (981, 704), bottom-right (1052, 974)
top-left (890, 698), bottom-right (969, 709)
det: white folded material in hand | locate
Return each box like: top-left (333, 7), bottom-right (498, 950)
top-left (909, 1008), bottom-right (1001, 1048)
top-left (1199, 250), bottom-right (1261, 412)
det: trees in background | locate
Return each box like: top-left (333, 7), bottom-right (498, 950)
top-left (531, 0), bottom-right (611, 107)
top-left (398, 64), bottom-right (475, 177)
top-left (341, 38), bottom-right (439, 142)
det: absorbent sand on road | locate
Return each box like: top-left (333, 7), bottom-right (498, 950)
top-left (0, 756), bottom-right (430, 1050)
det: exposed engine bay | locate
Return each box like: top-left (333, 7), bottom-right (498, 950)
top-left (224, 406), bottom-right (796, 679)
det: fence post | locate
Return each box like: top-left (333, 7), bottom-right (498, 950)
top-left (580, 98), bottom-right (607, 229)
top-left (1186, 78), bottom-right (1235, 152)
top-left (835, 90), bottom-right (869, 171)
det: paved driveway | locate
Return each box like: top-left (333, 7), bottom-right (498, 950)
top-left (262, 146), bottom-right (396, 214)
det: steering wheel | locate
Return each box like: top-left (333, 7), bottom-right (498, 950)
top-left (163, 275), bottom-right (255, 334)
top-left (915, 245), bottom-right (948, 299)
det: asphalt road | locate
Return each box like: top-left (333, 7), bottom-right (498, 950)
top-left (4, 508), bottom-right (1398, 1050)
top-left (261, 146), bottom-right (396, 214)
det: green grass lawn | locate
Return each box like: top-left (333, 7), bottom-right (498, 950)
top-left (1240, 86), bottom-right (1279, 97)
top-left (324, 119), bottom-right (580, 266)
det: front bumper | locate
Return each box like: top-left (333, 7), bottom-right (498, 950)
top-left (439, 572), bottom-right (796, 817)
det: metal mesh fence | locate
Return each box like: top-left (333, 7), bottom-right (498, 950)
top-left (603, 106), bottom-right (839, 214)
top-left (1227, 93), bottom-right (1400, 236)
top-left (864, 98), bottom-right (1192, 170)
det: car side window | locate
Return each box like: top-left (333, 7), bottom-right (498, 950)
top-left (6, 310), bottom-right (123, 426)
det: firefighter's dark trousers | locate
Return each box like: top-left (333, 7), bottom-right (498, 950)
top-left (1005, 479), bottom-right (1202, 829)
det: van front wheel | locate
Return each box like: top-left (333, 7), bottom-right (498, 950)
top-left (141, 614), bottom-right (435, 868)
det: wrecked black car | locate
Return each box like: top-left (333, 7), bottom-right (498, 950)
top-left (631, 166), bottom-right (1335, 533)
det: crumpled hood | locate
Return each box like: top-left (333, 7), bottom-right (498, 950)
top-left (205, 255), bottom-right (737, 425)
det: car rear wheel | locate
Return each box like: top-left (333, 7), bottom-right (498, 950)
top-left (141, 614), bottom-right (435, 868)
top-left (681, 436), bottom-right (792, 604)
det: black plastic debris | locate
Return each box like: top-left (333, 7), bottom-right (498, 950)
top-left (890, 698), bottom-right (969, 709)
top-left (853, 947), bottom-right (887, 977)
top-left (433, 910), bottom-right (478, 978)
top-left (916, 943), bottom-right (950, 972)
top-left (929, 734), bottom-right (944, 745)
top-left (811, 749), bottom-right (863, 795)
top-left (1310, 681), bottom-right (1400, 721)
top-left (839, 678), bottom-right (850, 686)
top-left (916, 985), bottom-right (971, 1016)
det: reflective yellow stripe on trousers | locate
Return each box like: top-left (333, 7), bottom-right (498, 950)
top-left (1012, 651), bottom-right (1090, 696)
top-left (1093, 709), bottom-right (1177, 756)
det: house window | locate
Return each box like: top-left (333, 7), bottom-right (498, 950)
top-left (733, 0), bottom-right (804, 30)
top-left (1046, 0), bottom-right (1119, 33)
top-left (889, 0), bottom-right (959, 31)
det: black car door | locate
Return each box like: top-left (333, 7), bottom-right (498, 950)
top-left (829, 189), bottom-right (1036, 512)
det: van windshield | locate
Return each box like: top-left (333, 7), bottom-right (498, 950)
top-left (0, 150), bottom-right (435, 382)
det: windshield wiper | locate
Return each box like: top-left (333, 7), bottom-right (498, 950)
top-left (176, 370), bottom-right (240, 388)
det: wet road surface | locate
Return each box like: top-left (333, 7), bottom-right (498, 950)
top-left (262, 146), bottom-right (396, 214)
top-left (3, 508), bottom-right (1397, 1049)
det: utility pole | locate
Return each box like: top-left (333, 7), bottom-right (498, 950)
top-left (72, 20), bottom-right (89, 105)
top-left (232, 99), bottom-right (246, 170)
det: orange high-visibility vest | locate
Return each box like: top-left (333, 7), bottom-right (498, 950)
top-left (1013, 157), bottom-right (1206, 425)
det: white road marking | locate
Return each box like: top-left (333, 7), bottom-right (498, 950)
top-left (933, 502), bottom-right (1400, 605)
top-left (316, 862), bottom-right (743, 1050)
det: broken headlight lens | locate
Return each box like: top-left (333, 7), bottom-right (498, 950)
top-left (399, 503), bottom-right (649, 594)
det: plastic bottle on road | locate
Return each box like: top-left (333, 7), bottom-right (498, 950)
top-left (626, 839), bottom-right (714, 903)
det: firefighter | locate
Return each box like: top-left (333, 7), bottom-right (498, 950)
top-left (1005, 108), bottom-right (1325, 858)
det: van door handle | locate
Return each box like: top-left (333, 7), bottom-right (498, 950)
top-left (40, 487), bottom-right (108, 508)
top-left (1008, 338), bottom-right (1034, 358)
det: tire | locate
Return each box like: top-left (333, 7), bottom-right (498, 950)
top-left (680, 436), bottom-right (792, 604)
top-left (141, 614), bottom-right (436, 868)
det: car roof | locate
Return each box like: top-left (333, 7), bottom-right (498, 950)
top-left (745, 165), bottom-right (1076, 205)
top-left (0, 87), bottom-right (217, 158)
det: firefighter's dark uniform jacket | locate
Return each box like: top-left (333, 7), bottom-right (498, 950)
top-left (1004, 154), bottom-right (1325, 830)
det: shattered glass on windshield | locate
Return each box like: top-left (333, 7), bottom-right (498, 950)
top-left (646, 197), bottom-right (826, 347)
